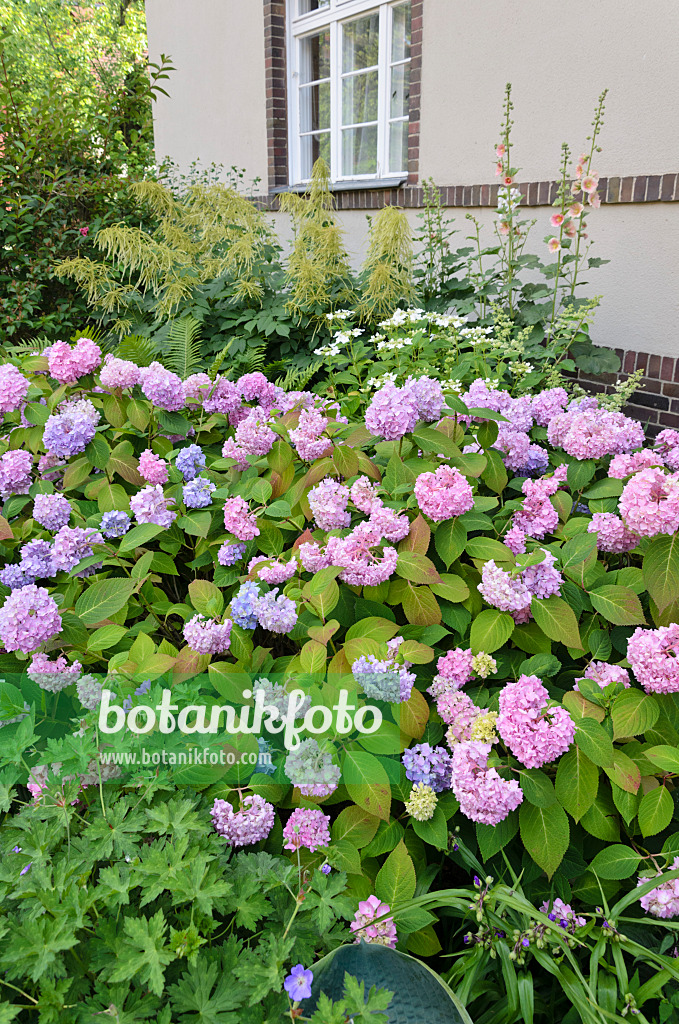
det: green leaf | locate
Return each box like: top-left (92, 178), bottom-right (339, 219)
top-left (118, 523), bottom-right (164, 553)
top-left (429, 574), bottom-right (469, 603)
top-left (188, 579), bottom-right (224, 617)
top-left (330, 805), bottom-right (380, 848)
top-left (466, 536), bottom-right (515, 562)
top-left (75, 578), bottom-right (137, 627)
top-left (590, 845), bottom-right (642, 879)
top-left (411, 805), bottom-right (449, 850)
top-left (342, 750), bottom-right (391, 822)
top-left (531, 596), bottom-right (582, 650)
top-left (643, 535), bottom-right (679, 612)
top-left (395, 551), bottom-right (441, 585)
top-left (611, 689), bottom-right (659, 739)
top-left (567, 459), bottom-right (596, 491)
top-left (435, 519), bottom-right (466, 568)
top-left (345, 617), bottom-right (401, 644)
top-left (555, 746), bottom-right (599, 822)
top-left (470, 609), bottom-right (514, 653)
top-left (583, 478), bottom-right (624, 499)
top-left (517, 768), bottom-right (556, 807)
top-left (580, 791), bottom-right (620, 842)
top-left (519, 802), bottom-right (569, 878)
top-left (375, 840), bottom-right (417, 906)
top-left (108, 910), bottom-right (174, 996)
top-left (589, 585), bottom-right (645, 626)
top-left (85, 433), bottom-right (111, 470)
top-left (333, 445), bottom-right (359, 478)
top-left (645, 745), bottom-right (679, 774)
top-left (476, 813), bottom-right (519, 861)
top-left (574, 717), bottom-right (614, 768)
top-left (87, 624), bottom-right (128, 651)
top-left (638, 786), bottom-right (674, 837)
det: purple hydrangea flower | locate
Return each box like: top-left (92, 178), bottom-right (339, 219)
top-left (52, 526), bottom-right (103, 573)
top-left (255, 588), bottom-right (297, 634)
top-left (402, 743), bottom-right (454, 792)
top-left (19, 539), bottom-right (56, 579)
top-left (100, 510), bottom-right (132, 538)
top-left (42, 399), bottom-right (99, 458)
top-left (182, 476), bottom-right (215, 509)
top-left (0, 564), bottom-right (35, 589)
top-left (175, 444), bottom-right (206, 481)
top-left (129, 485), bottom-right (176, 528)
top-left (0, 584), bottom-right (62, 653)
top-left (32, 493), bottom-right (71, 531)
top-left (218, 541), bottom-right (247, 567)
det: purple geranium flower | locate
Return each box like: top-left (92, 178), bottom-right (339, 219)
top-left (283, 963), bottom-right (313, 1001)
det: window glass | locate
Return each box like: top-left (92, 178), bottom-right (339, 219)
top-left (342, 13), bottom-right (380, 73)
top-left (389, 62), bottom-right (409, 120)
top-left (298, 0), bottom-right (330, 14)
top-left (342, 70), bottom-right (378, 125)
top-left (389, 120), bottom-right (408, 173)
top-left (391, 2), bottom-right (411, 63)
top-left (300, 29), bottom-right (330, 84)
top-left (342, 124), bottom-right (378, 176)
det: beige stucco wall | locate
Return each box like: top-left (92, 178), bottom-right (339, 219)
top-left (145, 0), bottom-right (679, 358)
top-left (420, 0), bottom-right (679, 184)
top-left (269, 203), bottom-right (679, 359)
top-left (145, 0), bottom-right (269, 184)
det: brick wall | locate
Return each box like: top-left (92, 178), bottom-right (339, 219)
top-left (576, 350), bottom-right (679, 434)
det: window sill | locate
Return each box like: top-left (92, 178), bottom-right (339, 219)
top-left (271, 175), bottom-right (408, 195)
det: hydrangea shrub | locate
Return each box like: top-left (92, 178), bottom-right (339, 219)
top-left (0, 337), bottom-right (678, 1021)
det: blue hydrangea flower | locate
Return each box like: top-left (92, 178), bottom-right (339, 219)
top-left (175, 444), bottom-right (206, 481)
top-left (231, 581), bottom-right (261, 629)
top-left (183, 476), bottom-right (215, 509)
top-left (402, 743), bottom-right (453, 792)
top-left (100, 510), bottom-right (132, 538)
top-left (218, 541), bottom-right (247, 567)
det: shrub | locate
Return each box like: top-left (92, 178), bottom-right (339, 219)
top-left (0, 338), bottom-right (677, 1021)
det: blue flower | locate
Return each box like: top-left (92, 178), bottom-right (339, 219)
top-left (284, 963), bottom-right (313, 1001)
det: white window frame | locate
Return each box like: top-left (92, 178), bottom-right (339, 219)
top-left (287, 0), bottom-right (411, 186)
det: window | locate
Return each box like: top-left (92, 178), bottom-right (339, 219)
top-left (288, 0), bottom-right (411, 185)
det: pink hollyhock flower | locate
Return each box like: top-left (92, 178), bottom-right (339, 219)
top-left (499, 221), bottom-right (510, 235)
top-left (581, 175), bottom-right (598, 194)
top-left (550, 213), bottom-right (565, 228)
top-left (548, 237), bottom-right (561, 253)
top-left (503, 175), bottom-right (514, 186)
top-left (569, 202), bottom-right (584, 217)
top-left (495, 162), bottom-right (503, 177)
top-left (564, 220), bottom-right (577, 238)
top-left (588, 191), bottom-right (601, 208)
top-left (496, 144), bottom-right (506, 157)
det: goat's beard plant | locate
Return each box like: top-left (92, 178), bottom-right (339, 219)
top-left (0, 336), bottom-right (678, 1023)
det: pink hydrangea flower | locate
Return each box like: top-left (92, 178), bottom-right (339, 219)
top-left (450, 741), bottom-right (523, 825)
top-left (404, 375), bottom-right (445, 422)
top-left (637, 858), bottom-right (679, 918)
top-left (349, 894), bottom-right (398, 948)
top-left (184, 614), bottom-right (232, 655)
top-left (140, 362), bottom-right (186, 411)
top-left (478, 560), bottom-right (532, 615)
top-left (46, 338), bottom-right (101, 384)
top-left (202, 376), bottom-right (242, 416)
top-left (437, 690), bottom-right (479, 742)
top-left (288, 408), bottom-right (332, 462)
top-left (414, 465), bottom-right (474, 522)
top-left (521, 550), bottom-right (563, 599)
top-left (547, 408), bottom-right (644, 460)
top-left (609, 450), bottom-right (664, 478)
top-left (368, 505), bottom-right (410, 542)
top-left (184, 372), bottom-right (211, 402)
top-left (619, 467), bottom-right (679, 537)
top-left (574, 661), bottom-right (630, 691)
top-left (223, 496), bottom-right (259, 540)
top-left (365, 383), bottom-right (419, 440)
top-left (0, 584), bottom-right (62, 653)
top-left (654, 429), bottom-right (679, 472)
top-left (0, 449), bottom-right (33, 499)
top-left (99, 355), bottom-right (141, 391)
top-left (530, 387), bottom-right (569, 427)
top-left (138, 449), bottom-right (169, 485)
top-left (497, 674), bottom-right (575, 768)
top-left (221, 437), bottom-right (250, 471)
top-left (308, 478), bottom-right (351, 530)
top-left (27, 652), bottom-right (81, 692)
top-left (351, 476), bottom-right (382, 514)
top-left (627, 625), bottom-right (679, 694)
top-left (129, 485), bottom-right (176, 528)
top-left (235, 408), bottom-right (276, 458)
top-left (587, 513), bottom-right (638, 553)
top-left (431, 648), bottom-right (474, 692)
top-left (0, 363), bottom-right (30, 413)
top-left (211, 794), bottom-right (274, 846)
top-left (282, 807), bottom-right (331, 852)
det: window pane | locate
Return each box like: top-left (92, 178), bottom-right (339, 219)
top-left (300, 29), bottom-right (330, 84)
top-left (342, 13), bottom-right (379, 73)
top-left (389, 120), bottom-right (408, 173)
top-left (391, 3), bottom-right (411, 63)
top-left (301, 132), bottom-right (331, 178)
top-left (390, 62), bottom-right (410, 119)
top-left (300, 81), bottom-right (331, 132)
top-left (342, 70), bottom-right (378, 125)
top-left (342, 124), bottom-right (378, 175)
top-left (298, 0), bottom-right (329, 14)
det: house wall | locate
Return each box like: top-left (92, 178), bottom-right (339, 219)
top-left (145, 0), bottom-right (679, 363)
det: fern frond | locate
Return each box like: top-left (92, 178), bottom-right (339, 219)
top-left (208, 342), bottom-right (234, 380)
top-left (2, 335), bottom-right (53, 358)
top-left (245, 345), bottom-right (267, 374)
top-left (275, 360), bottom-right (322, 390)
top-left (114, 335), bottom-right (159, 366)
top-left (165, 316), bottom-right (203, 378)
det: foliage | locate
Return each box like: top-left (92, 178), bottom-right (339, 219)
top-left (0, 336), bottom-right (677, 1021)
top-left (0, 1), bottom-right (170, 341)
